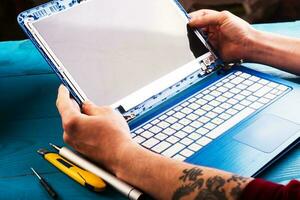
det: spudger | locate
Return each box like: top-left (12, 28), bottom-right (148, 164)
top-left (31, 167), bottom-right (58, 199)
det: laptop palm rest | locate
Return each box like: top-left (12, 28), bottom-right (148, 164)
top-left (234, 114), bottom-right (300, 153)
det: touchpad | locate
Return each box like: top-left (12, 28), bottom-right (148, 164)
top-left (234, 114), bottom-right (300, 153)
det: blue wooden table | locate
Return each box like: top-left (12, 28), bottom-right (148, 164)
top-left (0, 21), bottom-right (300, 199)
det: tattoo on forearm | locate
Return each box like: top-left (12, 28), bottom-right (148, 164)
top-left (172, 168), bottom-right (249, 200)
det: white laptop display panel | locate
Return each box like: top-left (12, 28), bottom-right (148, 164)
top-left (29, 0), bottom-right (210, 107)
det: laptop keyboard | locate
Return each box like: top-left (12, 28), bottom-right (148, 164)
top-left (131, 71), bottom-right (289, 161)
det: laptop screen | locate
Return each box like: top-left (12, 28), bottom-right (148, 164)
top-left (31, 0), bottom-right (210, 106)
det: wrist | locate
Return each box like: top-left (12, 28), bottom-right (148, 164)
top-left (244, 28), bottom-right (268, 62)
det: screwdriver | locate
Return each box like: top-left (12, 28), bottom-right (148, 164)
top-left (31, 168), bottom-right (58, 199)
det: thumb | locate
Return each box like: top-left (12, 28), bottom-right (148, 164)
top-left (82, 100), bottom-right (102, 115)
top-left (189, 9), bottom-right (223, 27)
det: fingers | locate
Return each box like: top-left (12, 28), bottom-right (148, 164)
top-left (189, 9), bottom-right (225, 27)
top-left (82, 100), bottom-right (113, 116)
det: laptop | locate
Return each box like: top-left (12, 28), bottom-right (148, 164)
top-left (18, 0), bottom-right (300, 177)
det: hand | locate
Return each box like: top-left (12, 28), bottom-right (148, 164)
top-left (56, 85), bottom-right (136, 173)
top-left (189, 9), bottom-right (256, 62)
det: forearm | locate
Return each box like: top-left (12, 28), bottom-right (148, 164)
top-left (114, 144), bottom-right (253, 200)
top-left (246, 29), bottom-right (300, 75)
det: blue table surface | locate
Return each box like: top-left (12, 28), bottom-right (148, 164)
top-left (0, 21), bottom-right (300, 199)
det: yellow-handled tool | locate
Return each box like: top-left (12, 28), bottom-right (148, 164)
top-left (37, 148), bottom-right (106, 192)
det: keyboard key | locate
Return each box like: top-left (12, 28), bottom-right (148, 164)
top-left (233, 104), bottom-right (245, 111)
top-left (208, 100), bottom-right (221, 107)
top-left (233, 94), bottom-right (245, 101)
top-left (190, 121), bottom-right (203, 129)
top-left (196, 127), bottom-right (209, 135)
top-left (155, 133), bottom-right (168, 140)
top-left (195, 93), bottom-right (204, 99)
top-left (243, 80), bottom-right (254, 86)
top-left (216, 96), bottom-right (228, 103)
top-left (149, 126), bottom-right (162, 134)
top-left (227, 98), bottom-right (239, 105)
top-left (247, 95), bottom-right (259, 102)
top-left (141, 131), bottom-right (154, 139)
top-left (188, 97), bottom-right (197, 103)
top-left (182, 126), bottom-right (196, 134)
top-left (206, 111), bottom-right (218, 119)
top-left (196, 99), bottom-right (208, 106)
top-left (211, 117), bottom-right (224, 125)
top-left (166, 110), bottom-right (175, 116)
top-left (249, 76), bottom-right (260, 82)
top-left (220, 103), bottom-right (232, 110)
top-left (165, 116), bottom-right (178, 124)
top-left (152, 141), bottom-right (171, 153)
top-left (188, 132), bottom-right (202, 140)
top-left (250, 102), bottom-right (264, 109)
top-left (181, 102), bottom-right (189, 107)
top-left (173, 105), bottom-right (183, 112)
top-left (277, 85), bottom-right (288, 91)
top-left (203, 94), bottom-right (214, 101)
top-left (181, 138), bottom-right (193, 146)
top-left (247, 83), bottom-right (263, 92)
top-left (229, 88), bottom-right (241, 94)
top-left (175, 131), bottom-right (188, 139)
top-left (223, 92), bottom-right (234, 98)
top-left (230, 77), bottom-right (244, 85)
top-left (151, 119), bottom-right (160, 125)
top-left (213, 107), bottom-right (225, 114)
top-left (186, 113), bottom-right (199, 121)
top-left (240, 90), bottom-right (251, 96)
top-left (173, 112), bottom-right (186, 119)
top-left (202, 90), bottom-right (210, 95)
top-left (265, 93), bottom-right (277, 100)
top-left (143, 123), bottom-right (152, 130)
top-left (135, 128), bottom-right (144, 134)
top-left (227, 74), bottom-right (236, 79)
top-left (188, 143), bottom-right (202, 152)
top-left (198, 116), bottom-right (210, 124)
top-left (180, 149), bottom-right (194, 157)
top-left (181, 107), bottom-right (193, 115)
top-left (163, 128), bottom-right (176, 136)
top-left (166, 136), bottom-right (180, 144)
top-left (131, 133), bottom-right (136, 138)
top-left (196, 137), bottom-right (212, 146)
top-left (240, 73), bottom-right (251, 79)
top-left (224, 82), bottom-right (235, 89)
top-left (240, 100), bottom-right (252, 106)
top-left (202, 105), bottom-right (214, 112)
top-left (133, 136), bottom-right (146, 144)
top-left (219, 113), bottom-right (231, 120)
top-left (226, 108), bottom-right (238, 115)
top-left (179, 118), bottom-right (192, 126)
top-left (210, 90), bottom-right (222, 97)
top-left (268, 82), bottom-right (279, 88)
top-left (254, 86), bottom-right (273, 97)
top-left (236, 84), bottom-right (248, 90)
top-left (162, 143), bottom-right (185, 157)
top-left (142, 138), bottom-right (159, 149)
top-left (171, 123), bottom-right (184, 131)
top-left (157, 121), bottom-right (170, 129)
top-left (206, 107), bottom-right (255, 139)
top-left (204, 122), bottom-right (217, 130)
top-left (258, 97), bottom-right (270, 104)
top-left (258, 79), bottom-right (269, 85)
top-left (217, 86), bottom-right (229, 93)
top-left (173, 154), bottom-right (186, 161)
top-left (188, 103), bottom-right (200, 110)
top-left (159, 114), bottom-right (168, 121)
top-left (195, 109), bottom-right (206, 116)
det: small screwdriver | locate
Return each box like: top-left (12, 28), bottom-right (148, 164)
top-left (31, 168), bottom-right (58, 199)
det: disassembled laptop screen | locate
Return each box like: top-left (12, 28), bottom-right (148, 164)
top-left (31, 0), bottom-right (210, 106)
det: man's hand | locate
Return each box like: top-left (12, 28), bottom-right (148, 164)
top-left (56, 85), bottom-right (135, 173)
top-left (189, 9), bottom-right (255, 62)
